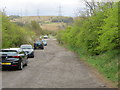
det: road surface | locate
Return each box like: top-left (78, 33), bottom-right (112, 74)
top-left (2, 38), bottom-right (108, 88)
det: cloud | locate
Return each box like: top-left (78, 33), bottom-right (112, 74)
top-left (1, 0), bottom-right (84, 16)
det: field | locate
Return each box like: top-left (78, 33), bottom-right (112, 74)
top-left (40, 22), bottom-right (67, 31)
top-left (10, 16), bottom-right (73, 31)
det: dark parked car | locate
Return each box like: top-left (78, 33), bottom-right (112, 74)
top-left (0, 48), bottom-right (28, 70)
top-left (34, 41), bottom-right (44, 50)
top-left (20, 45), bottom-right (34, 58)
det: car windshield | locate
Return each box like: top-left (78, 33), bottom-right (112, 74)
top-left (0, 50), bottom-right (18, 56)
top-left (21, 46), bottom-right (32, 49)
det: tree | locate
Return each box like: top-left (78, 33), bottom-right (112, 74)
top-left (31, 21), bottom-right (43, 36)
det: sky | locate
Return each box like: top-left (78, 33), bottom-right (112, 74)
top-left (1, 0), bottom-right (86, 17)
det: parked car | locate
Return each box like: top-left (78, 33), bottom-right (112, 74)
top-left (34, 41), bottom-right (44, 50)
top-left (20, 45), bottom-right (34, 58)
top-left (0, 48), bottom-right (28, 70)
top-left (42, 39), bottom-right (47, 46)
top-left (43, 35), bottom-right (48, 39)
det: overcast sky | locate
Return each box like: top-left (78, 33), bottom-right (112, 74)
top-left (0, 0), bottom-right (87, 17)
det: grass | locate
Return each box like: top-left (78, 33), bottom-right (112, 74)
top-left (64, 44), bottom-right (119, 86)
top-left (86, 52), bottom-right (118, 82)
top-left (41, 23), bottom-right (66, 31)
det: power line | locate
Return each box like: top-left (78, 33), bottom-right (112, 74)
top-left (20, 9), bottom-right (22, 16)
top-left (25, 9), bottom-right (28, 16)
top-left (2, 6), bottom-right (6, 15)
top-left (58, 5), bottom-right (62, 16)
top-left (37, 9), bottom-right (39, 16)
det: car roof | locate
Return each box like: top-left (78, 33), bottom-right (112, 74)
top-left (36, 40), bottom-right (42, 42)
top-left (1, 48), bottom-right (10, 50)
top-left (21, 44), bottom-right (32, 46)
top-left (1, 48), bottom-right (22, 52)
top-left (10, 48), bottom-right (21, 51)
top-left (44, 35), bottom-right (48, 37)
top-left (10, 48), bottom-right (21, 50)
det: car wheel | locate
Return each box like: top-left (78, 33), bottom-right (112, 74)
top-left (41, 46), bottom-right (44, 49)
top-left (2, 67), bottom-right (5, 70)
top-left (32, 56), bottom-right (34, 58)
top-left (24, 63), bottom-right (28, 66)
top-left (18, 61), bottom-right (23, 70)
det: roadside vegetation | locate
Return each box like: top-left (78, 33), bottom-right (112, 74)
top-left (2, 15), bottom-right (35, 48)
top-left (57, 2), bottom-right (119, 86)
top-left (2, 14), bottom-right (49, 49)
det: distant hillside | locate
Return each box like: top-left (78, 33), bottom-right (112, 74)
top-left (9, 16), bottom-right (74, 31)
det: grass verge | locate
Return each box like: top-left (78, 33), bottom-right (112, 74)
top-left (64, 44), bottom-right (119, 87)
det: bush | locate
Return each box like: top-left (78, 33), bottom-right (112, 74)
top-left (2, 15), bottom-right (36, 48)
top-left (57, 2), bottom-right (119, 55)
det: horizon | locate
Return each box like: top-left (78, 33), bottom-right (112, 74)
top-left (8, 15), bottom-right (76, 17)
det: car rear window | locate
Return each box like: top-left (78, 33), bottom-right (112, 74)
top-left (0, 50), bottom-right (18, 56)
top-left (42, 40), bottom-right (46, 42)
top-left (21, 45), bottom-right (32, 49)
top-left (35, 41), bottom-right (42, 44)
